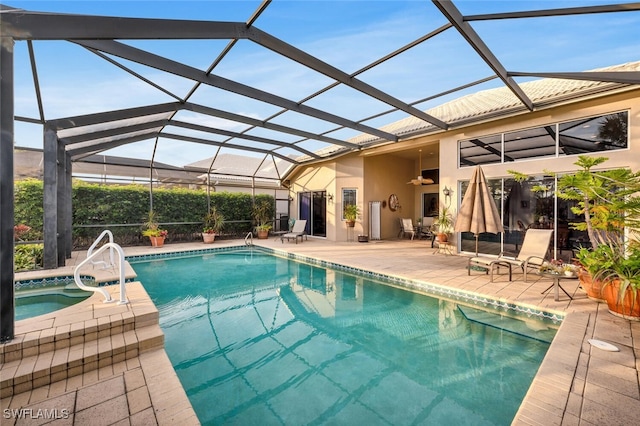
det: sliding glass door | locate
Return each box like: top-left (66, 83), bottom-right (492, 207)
top-left (298, 191), bottom-right (326, 237)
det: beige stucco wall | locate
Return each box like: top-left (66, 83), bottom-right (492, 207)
top-left (288, 88), bottom-right (640, 244)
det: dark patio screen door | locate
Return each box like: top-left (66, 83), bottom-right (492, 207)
top-left (298, 191), bottom-right (326, 237)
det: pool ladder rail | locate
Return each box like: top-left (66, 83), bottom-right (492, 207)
top-left (87, 229), bottom-right (116, 269)
top-left (245, 231), bottom-right (253, 246)
top-left (74, 232), bottom-right (128, 305)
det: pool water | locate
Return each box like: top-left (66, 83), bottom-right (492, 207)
top-left (16, 284), bottom-right (91, 321)
top-left (131, 249), bottom-right (556, 425)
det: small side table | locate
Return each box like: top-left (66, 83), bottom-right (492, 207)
top-left (540, 272), bottom-right (578, 301)
top-left (433, 241), bottom-right (454, 255)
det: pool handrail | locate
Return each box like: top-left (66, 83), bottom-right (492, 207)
top-left (245, 231), bottom-right (253, 246)
top-left (87, 229), bottom-right (115, 269)
top-left (74, 242), bottom-right (128, 305)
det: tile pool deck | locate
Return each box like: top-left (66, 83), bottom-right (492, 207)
top-left (2, 237), bottom-right (639, 425)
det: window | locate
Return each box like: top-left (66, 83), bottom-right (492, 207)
top-left (342, 188), bottom-right (356, 220)
top-left (559, 111), bottom-right (628, 155)
top-left (458, 111), bottom-right (629, 167)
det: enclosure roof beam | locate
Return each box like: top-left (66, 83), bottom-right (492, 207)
top-left (182, 103), bottom-right (360, 149)
top-left (47, 102), bottom-right (180, 130)
top-left (465, 2), bottom-right (640, 21)
top-left (246, 27), bottom-right (448, 130)
top-left (160, 132), bottom-right (298, 163)
top-left (60, 119), bottom-right (170, 145)
top-left (170, 121), bottom-right (321, 159)
top-left (432, 0), bottom-right (534, 111)
top-left (0, 11), bottom-right (251, 40)
top-left (74, 39), bottom-right (397, 142)
top-left (67, 132), bottom-right (160, 158)
top-left (508, 71), bottom-right (640, 85)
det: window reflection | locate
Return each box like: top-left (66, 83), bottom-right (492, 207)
top-left (458, 111), bottom-right (628, 167)
top-left (559, 112), bottom-right (628, 155)
top-left (459, 175), bottom-right (588, 260)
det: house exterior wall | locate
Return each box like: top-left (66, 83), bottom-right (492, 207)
top-left (288, 88), bottom-right (640, 244)
top-left (437, 89), bottom-right (640, 227)
top-left (364, 154), bottom-right (415, 239)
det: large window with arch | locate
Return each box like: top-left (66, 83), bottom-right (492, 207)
top-left (459, 111), bottom-right (628, 167)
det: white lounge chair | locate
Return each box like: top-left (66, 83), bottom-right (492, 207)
top-left (467, 229), bottom-right (553, 282)
top-left (398, 218), bottom-right (416, 240)
top-left (281, 219), bottom-right (308, 244)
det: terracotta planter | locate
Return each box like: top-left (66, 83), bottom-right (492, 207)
top-left (346, 220), bottom-right (355, 228)
top-left (578, 269), bottom-right (605, 302)
top-left (256, 229), bottom-right (269, 239)
top-left (602, 279), bottom-right (640, 320)
top-left (202, 233), bottom-right (216, 244)
top-left (437, 233), bottom-right (448, 243)
top-left (149, 236), bottom-right (165, 247)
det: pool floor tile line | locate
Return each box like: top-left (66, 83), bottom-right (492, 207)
top-left (4, 237), bottom-right (640, 425)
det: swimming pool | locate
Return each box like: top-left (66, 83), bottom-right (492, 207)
top-left (131, 248), bottom-right (557, 425)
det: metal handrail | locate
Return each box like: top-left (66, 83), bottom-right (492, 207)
top-left (74, 242), bottom-right (128, 305)
top-left (87, 229), bottom-right (115, 269)
top-left (245, 231), bottom-right (253, 246)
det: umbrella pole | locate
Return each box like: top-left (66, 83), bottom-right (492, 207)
top-left (475, 234), bottom-right (479, 256)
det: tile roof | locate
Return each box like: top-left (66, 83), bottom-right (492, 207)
top-left (350, 61), bottom-right (640, 145)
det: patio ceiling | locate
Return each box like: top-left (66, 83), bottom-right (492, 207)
top-left (3, 0), bottom-right (640, 185)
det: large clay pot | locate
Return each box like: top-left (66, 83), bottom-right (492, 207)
top-left (577, 269), bottom-right (605, 302)
top-left (602, 279), bottom-right (640, 320)
top-left (437, 233), bottom-right (448, 243)
top-left (257, 229), bottom-right (269, 239)
top-left (346, 220), bottom-right (355, 228)
top-left (149, 236), bottom-right (165, 247)
top-left (202, 233), bottom-right (216, 244)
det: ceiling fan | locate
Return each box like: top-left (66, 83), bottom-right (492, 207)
top-left (407, 149), bottom-right (434, 185)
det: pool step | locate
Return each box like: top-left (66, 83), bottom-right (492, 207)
top-left (0, 322), bottom-right (164, 398)
top-left (0, 282), bottom-right (165, 399)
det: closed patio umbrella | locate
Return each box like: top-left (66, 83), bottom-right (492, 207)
top-left (454, 165), bottom-right (504, 255)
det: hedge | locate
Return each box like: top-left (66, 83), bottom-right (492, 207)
top-left (14, 179), bottom-right (275, 250)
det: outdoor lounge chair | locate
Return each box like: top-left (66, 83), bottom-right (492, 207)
top-left (398, 218), bottom-right (416, 240)
top-left (467, 229), bottom-right (553, 282)
top-left (281, 219), bottom-right (308, 244)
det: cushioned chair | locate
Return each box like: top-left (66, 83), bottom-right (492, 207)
top-left (398, 218), bottom-right (416, 240)
top-left (467, 229), bottom-right (553, 282)
top-left (281, 219), bottom-right (308, 244)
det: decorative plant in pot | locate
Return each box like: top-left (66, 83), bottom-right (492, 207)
top-left (252, 200), bottom-right (273, 239)
top-left (344, 204), bottom-right (360, 227)
top-left (435, 205), bottom-right (453, 242)
top-left (141, 210), bottom-right (168, 248)
top-left (592, 241), bottom-right (640, 320)
top-left (202, 207), bottom-right (224, 244)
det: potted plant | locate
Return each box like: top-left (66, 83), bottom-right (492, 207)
top-left (253, 199), bottom-right (273, 239)
top-left (435, 205), bottom-right (453, 242)
top-left (344, 204), bottom-right (360, 227)
top-left (593, 241), bottom-right (640, 319)
top-left (141, 210), bottom-right (168, 247)
top-left (202, 207), bottom-right (224, 244)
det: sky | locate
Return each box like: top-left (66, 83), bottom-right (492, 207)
top-left (6, 0), bottom-right (640, 171)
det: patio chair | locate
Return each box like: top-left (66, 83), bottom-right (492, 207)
top-left (281, 219), bottom-right (308, 244)
top-left (467, 229), bottom-right (553, 282)
top-left (420, 217), bottom-right (437, 247)
top-left (398, 218), bottom-right (416, 240)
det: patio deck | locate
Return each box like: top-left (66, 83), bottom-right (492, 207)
top-left (2, 237), bottom-right (639, 425)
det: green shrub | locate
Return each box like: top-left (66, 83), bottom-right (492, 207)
top-left (14, 179), bottom-right (274, 248)
top-left (14, 244), bottom-right (44, 271)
